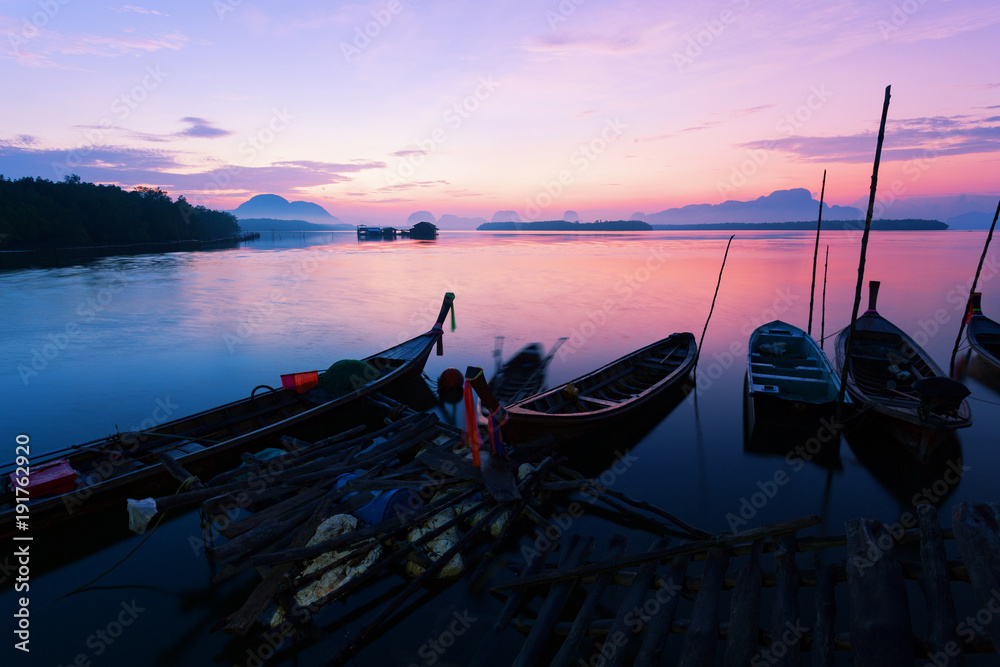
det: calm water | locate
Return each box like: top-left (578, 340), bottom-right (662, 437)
top-left (2, 230), bottom-right (998, 665)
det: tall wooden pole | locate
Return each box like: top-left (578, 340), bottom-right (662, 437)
top-left (695, 234), bottom-right (735, 370)
top-left (808, 170), bottom-right (827, 336)
top-left (820, 245), bottom-right (830, 351)
top-left (836, 86), bottom-right (892, 420)
top-left (950, 199), bottom-right (1000, 373)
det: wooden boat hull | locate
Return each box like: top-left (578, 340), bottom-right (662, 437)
top-left (834, 282), bottom-right (971, 460)
top-left (500, 332), bottom-right (697, 444)
top-left (0, 294), bottom-right (455, 537)
top-left (746, 320), bottom-right (845, 431)
top-left (489, 342), bottom-right (545, 405)
top-left (966, 294), bottom-right (1000, 374)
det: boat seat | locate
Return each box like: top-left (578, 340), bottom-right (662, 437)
top-left (751, 364), bottom-right (825, 380)
top-left (752, 372), bottom-right (827, 384)
top-left (577, 395), bottom-right (619, 407)
top-left (172, 441), bottom-right (207, 456)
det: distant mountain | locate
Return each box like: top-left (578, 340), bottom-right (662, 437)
top-left (649, 219), bottom-right (947, 231)
top-left (407, 210), bottom-right (436, 225)
top-left (946, 211), bottom-right (996, 230)
top-left (491, 210), bottom-right (522, 223)
top-left (437, 214), bottom-right (488, 230)
top-left (646, 188), bottom-right (862, 225)
top-left (237, 217), bottom-right (353, 232)
top-left (479, 220), bottom-right (652, 231)
top-left (851, 193), bottom-right (997, 222)
top-left (231, 194), bottom-right (342, 225)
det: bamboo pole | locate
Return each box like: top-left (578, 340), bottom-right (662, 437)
top-left (695, 234), bottom-right (736, 369)
top-left (836, 85), bottom-right (891, 420)
top-left (808, 170), bottom-right (827, 336)
top-left (950, 200), bottom-right (1000, 373)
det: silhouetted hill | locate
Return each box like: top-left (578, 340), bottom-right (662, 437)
top-left (407, 211), bottom-right (436, 225)
top-left (478, 220), bottom-right (652, 231)
top-left (237, 217), bottom-right (353, 231)
top-left (947, 211), bottom-right (996, 230)
top-left (232, 194), bottom-right (342, 225)
top-left (644, 188), bottom-right (862, 225)
top-left (649, 219), bottom-right (947, 231)
top-left (491, 210), bottom-right (522, 223)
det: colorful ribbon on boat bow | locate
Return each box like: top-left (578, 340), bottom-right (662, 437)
top-left (462, 379), bottom-right (480, 467)
top-left (487, 404), bottom-right (508, 458)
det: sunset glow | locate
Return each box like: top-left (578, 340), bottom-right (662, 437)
top-left (2, 0), bottom-right (998, 224)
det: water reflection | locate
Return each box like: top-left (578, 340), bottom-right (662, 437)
top-left (844, 423), bottom-right (964, 508)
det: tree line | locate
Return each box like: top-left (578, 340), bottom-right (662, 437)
top-left (0, 175), bottom-right (240, 248)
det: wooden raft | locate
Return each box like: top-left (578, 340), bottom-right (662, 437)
top-left (493, 503), bottom-right (1000, 665)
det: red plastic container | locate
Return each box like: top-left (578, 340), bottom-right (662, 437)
top-left (8, 459), bottom-right (78, 497)
top-left (280, 371), bottom-right (319, 394)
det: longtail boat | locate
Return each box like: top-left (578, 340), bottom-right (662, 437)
top-left (966, 292), bottom-right (1000, 374)
top-left (834, 281), bottom-right (971, 460)
top-left (746, 320), bottom-right (846, 430)
top-left (488, 337), bottom-right (567, 405)
top-left (0, 293), bottom-right (455, 537)
top-left (474, 332), bottom-right (696, 445)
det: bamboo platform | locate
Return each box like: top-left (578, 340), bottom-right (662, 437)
top-left (492, 502), bottom-right (1000, 666)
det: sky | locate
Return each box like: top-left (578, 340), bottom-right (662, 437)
top-left (1, 0), bottom-right (998, 225)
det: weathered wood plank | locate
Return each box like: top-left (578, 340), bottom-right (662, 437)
top-left (634, 554), bottom-right (691, 667)
top-left (845, 518), bottom-right (913, 666)
top-left (514, 534), bottom-right (596, 667)
top-left (917, 504), bottom-right (965, 666)
top-left (549, 534), bottom-right (629, 667)
top-left (811, 551), bottom-right (837, 667)
top-left (724, 539), bottom-right (764, 667)
top-left (677, 546), bottom-right (730, 667)
top-left (771, 532), bottom-right (803, 667)
top-left (952, 501), bottom-right (1000, 653)
top-left (600, 536), bottom-right (671, 667)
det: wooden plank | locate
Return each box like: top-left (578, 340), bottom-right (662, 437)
top-left (724, 539), bottom-right (764, 667)
top-left (952, 502), bottom-right (1000, 652)
top-left (496, 532), bottom-right (560, 630)
top-left (633, 555), bottom-right (691, 667)
top-left (514, 535), bottom-right (596, 667)
top-left (771, 532), bottom-right (803, 667)
top-left (677, 546), bottom-right (730, 666)
top-left (916, 504), bottom-right (965, 666)
top-left (811, 552), bottom-right (837, 667)
top-left (549, 534), bottom-right (629, 667)
top-left (492, 515), bottom-right (820, 592)
top-left (845, 518), bottom-right (913, 666)
top-left (600, 536), bottom-right (671, 667)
